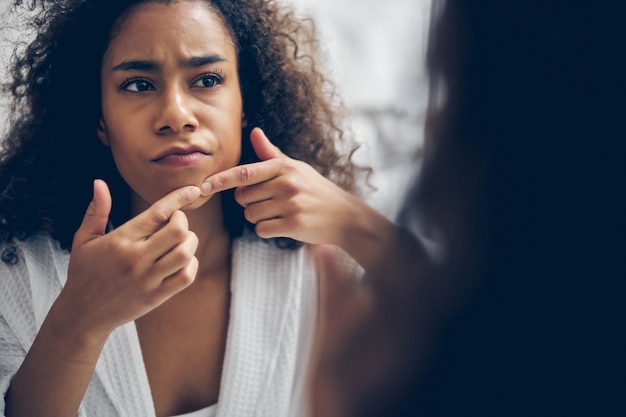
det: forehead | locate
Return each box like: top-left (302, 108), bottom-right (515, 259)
top-left (104, 0), bottom-right (236, 64)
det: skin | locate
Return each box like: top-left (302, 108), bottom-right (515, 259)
top-left (5, 1), bottom-right (401, 416)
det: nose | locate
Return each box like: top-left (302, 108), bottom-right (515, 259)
top-left (154, 87), bottom-right (199, 134)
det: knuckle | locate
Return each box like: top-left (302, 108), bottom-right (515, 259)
top-left (280, 182), bottom-right (296, 197)
top-left (238, 165), bottom-right (253, 183)
top-left (212, 175), bottom-right (226, 192)
top-left (275, 159), bottom-right (288, 176)
top-left (277, 159), bottom-right (296, 176)
top-left (189, 231), bottom-right (199, 248)
top-left (286, 213), bottom-right (306, 231)
top-left (181, 243), bottom-right (196, 260)
top-left (255, 222), bottom-right (270, 238)
top-left (168, 222), bottom-right (188, 241)
top-left (150, 204), bottom-right (170, 224)
top-left (280, 176), bottom-right (301, 196)
top-left (107, 237), bottom-right (133, 259)
top-left (165, 212), bottom-right (189, 239)
top-left (234, 186), bottom-right (246, 203)
top-left (284, 197), bottom-right (303, 215)
top-left (170, 259), bottom-right (198, 289)
top-left (179, 269), bottom-right (196, 287)
top-left (243, 207), bottom-right (256, 223)
top-left (172, 245), bottom-right (194, 265)
top-left (84, 200), bottom-right (98, 217)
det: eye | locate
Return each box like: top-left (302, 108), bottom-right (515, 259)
top-left (192, 73), bottom-right (224, 88)
top-left (120, 78), bottom-right (155, 92)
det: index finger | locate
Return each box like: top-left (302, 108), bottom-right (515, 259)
top-left (200, 159), bottom-right (282, 196)
top-left (134, 185), bottom-right (201, 233)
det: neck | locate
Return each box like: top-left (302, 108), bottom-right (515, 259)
top-left (185, 194), bottom-right (231, 279)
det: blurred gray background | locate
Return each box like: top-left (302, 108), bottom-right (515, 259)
top-left (0, 0), bottom-right (432, 220)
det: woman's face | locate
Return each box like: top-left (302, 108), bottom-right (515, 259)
top-left (99, 0), bottom-right (243, 209)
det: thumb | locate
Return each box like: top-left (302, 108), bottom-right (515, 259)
top-left (73, 179), bottom-right (112, 248)
top-left (250, 127), bottom-right (286, 160)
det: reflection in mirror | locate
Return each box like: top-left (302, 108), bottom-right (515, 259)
top-left (0, 1), bottom-right (432, 417)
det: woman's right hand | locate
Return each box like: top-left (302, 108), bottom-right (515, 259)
top-left (58, 179), bottom-right (201, 339)
top-left (5, 180), bottom-right (202, 417)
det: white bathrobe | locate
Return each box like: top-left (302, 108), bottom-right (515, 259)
top-left (0, 232), bottom-right (318, 417)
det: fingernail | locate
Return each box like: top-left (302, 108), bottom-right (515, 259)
top-left (184, 186), bottom-right (201, 202)
top-left (200, 181), bottom-right (212, 196)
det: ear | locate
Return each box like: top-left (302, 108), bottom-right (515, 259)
top-left (97, 118), bottom-right (110, 146)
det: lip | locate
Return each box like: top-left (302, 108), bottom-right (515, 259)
top-left (152, 146), bottom-right (211, 167)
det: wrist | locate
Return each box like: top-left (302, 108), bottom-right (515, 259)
top-left (335, 195), bottom-right (397, 271)
top-left (42, 295), bottom-right (111, 363)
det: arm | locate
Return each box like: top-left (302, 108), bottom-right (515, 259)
top-left (5, 310), bottom-right (107, 417)
top-left (5, 180), bottom-right (201, 417)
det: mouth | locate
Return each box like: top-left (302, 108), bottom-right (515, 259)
top-left (152, 148), bottom-right (211, 167)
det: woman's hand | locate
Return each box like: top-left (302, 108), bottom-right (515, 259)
top-left (6, 180), bottom-right (202, 417)
top-left (200, 128), bottom-right (397, 270)
top-left (59, 179), bottom-right (201, 339)
top-left (200, 127), bottom-right (357, 246)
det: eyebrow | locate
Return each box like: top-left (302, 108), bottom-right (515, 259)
top-left (185, 55), bottom-right (226, 68)
top-left (111, 55), bottom-right (227, 72)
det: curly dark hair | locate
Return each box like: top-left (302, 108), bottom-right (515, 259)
top-left (0, 0), bottom-right (367, 263)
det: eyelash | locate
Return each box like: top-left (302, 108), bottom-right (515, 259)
top-left (194, 69), bottom-right (226, 87)
top-left (119, 76), bottom-right (155, 92)
top-left (119, 70), bottom-right (227, 93)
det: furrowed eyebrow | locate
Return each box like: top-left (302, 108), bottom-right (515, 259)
top-left (110, 56), bottom-right (225, 72)
top-left (111, 60), bottom-right (160, 72)
top-left (184, 55), bottom-right (227, 68)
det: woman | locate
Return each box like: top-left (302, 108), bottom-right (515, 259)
top-left (0, 0), bottom-right (399, 416)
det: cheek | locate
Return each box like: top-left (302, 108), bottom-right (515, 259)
top-left (107, 132), bottom-right (135, 163)
top-left (105, 131), bottom-right (144, 182)
top-left (216, 118), bottom-right (244, 166)
top-left (108, 144), bottom-right (137, 187)
top-left (220, 139), bottom-right (243, 170)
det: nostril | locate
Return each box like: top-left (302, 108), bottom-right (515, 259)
top-left (153, 99), bottom-right (199, 133)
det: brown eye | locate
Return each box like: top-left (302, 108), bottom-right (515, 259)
top-left (121, 78), bottom-right (155, 92)
top-left (192, 74), bottom-right (222, 88)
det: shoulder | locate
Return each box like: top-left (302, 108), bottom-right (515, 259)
top-left (1, 233), bottom-right (68, 333)
top-left (1, 233), bottom-right (67, 263)
top-left (0, 233), bottom-right (69, 288)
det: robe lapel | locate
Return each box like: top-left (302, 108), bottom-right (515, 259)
top-left (215, 236), bottom-right (317, 417)
top-left (91, 321), bottom-right (156, 416)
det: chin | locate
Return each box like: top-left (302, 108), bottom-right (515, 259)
top-left (181, 193), bottom-right (218, 212)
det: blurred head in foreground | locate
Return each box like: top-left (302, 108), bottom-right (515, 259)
top-left (311, 0), bottom-right (621, 416)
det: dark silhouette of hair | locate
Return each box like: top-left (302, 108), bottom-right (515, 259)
top-left (0, 0), bottom-right (367, 263)
top-left (339, 1), bottom-right (622, 416)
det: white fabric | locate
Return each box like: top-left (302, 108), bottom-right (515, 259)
top-left (171, 404), bottom-right (216, 417)
top-left (0, 232), bottom-right (318, 417)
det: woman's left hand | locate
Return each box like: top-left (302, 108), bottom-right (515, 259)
top-left (200, 127), bottom-right (359, 246)
top-left (201, 127), bottom-right (399, 271)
